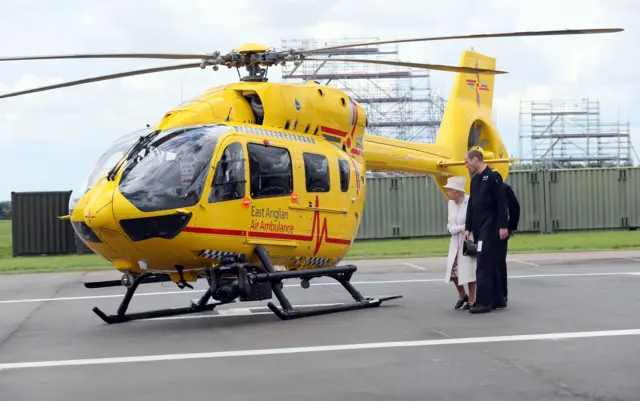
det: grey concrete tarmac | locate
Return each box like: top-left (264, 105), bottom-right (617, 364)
top-left (1, 252), bottom-right (640, 400)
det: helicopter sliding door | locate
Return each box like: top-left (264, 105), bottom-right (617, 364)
top-left (244, 140), bottom-right (300, 255)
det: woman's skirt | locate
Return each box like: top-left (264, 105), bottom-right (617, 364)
top-left (449, 254), bottom-right (458, 282)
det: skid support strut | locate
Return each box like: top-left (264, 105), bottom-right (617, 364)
top-left (253, 246), bottom-right (402, 320)
top-left (89, 272), bottom-right (222, 324)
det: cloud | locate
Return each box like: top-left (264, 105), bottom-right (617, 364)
top-left (0, 0), bottom-right (637, 200)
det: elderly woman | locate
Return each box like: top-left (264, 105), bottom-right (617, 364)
top-left (443, 176), bottom-right (476, 310)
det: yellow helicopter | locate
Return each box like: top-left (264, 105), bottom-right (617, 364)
top-left (0, 27), bottom-right (623, 323)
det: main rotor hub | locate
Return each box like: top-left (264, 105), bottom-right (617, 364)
top-left (198, 46), bottom-right (305, 82)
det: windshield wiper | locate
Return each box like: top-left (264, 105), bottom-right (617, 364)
top-left (106, 130), bottom-right (160, 181)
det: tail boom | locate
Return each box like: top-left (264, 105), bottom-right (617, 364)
top-left (363, 134), bottom-right (452, 176)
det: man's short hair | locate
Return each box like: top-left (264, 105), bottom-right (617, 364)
top-left (467, 149), bottom-right (484, 162)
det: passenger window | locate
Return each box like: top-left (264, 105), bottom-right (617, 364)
top-left (303, 152), bottom-right (330, 193)
top-left (247, 143), bottom-right (293, 198)
top-left (210, 142), bottom-right (246, 203)
top-left (338, 159), bottom-right (350, 192)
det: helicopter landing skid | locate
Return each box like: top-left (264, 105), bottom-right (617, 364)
top-left (253, 246), bottom-right (403, 320)
top-left (268, 281), bottom-right (402, 321)
top-left (84, 246), bottom-right (402, 324)
top-left (88, 272), bottom-right (227, 324)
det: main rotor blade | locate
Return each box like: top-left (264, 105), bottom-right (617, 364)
top-left (0, 53), bottom-right (215, 62)
top-left (0, 62), bottom-right (201, 99)
top-left (303, 57), bottom-right (507, 74)
top-left (298, 28), bottom-right (624, 54)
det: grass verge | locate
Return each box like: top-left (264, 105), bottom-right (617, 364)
top-left (1, 219), bottom-right (639, 274)
top-left (346, 230), bottom-right (640, 259)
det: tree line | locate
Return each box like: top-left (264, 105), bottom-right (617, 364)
top-left (0, 201), bottom-right (11, 219)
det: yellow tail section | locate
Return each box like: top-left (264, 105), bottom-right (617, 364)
top-left (363, 49), bottom-right (515, 195)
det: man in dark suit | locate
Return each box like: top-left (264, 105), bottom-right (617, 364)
top-left (463, 149), bottom-right (509, 314)
top-left (496, 182), bottom-right (520, 307)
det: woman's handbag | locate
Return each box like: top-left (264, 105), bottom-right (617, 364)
top-left (463, 240), bottom-right (478, 256)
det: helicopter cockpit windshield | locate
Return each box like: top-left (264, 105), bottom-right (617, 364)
top-left (69, 127), bottom-right (154, 214)
top-left (117, 124), bottom-right (230, 213)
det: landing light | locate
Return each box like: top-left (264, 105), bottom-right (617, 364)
top-left (121, 272), bottom-right (134, 287)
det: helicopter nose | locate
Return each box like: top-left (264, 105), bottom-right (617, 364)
top-left (82, 188), bottom-right (122, 236)
top-left (82, 190), bottom-right (143, 261)
top-left (83, 197), bottom-right (114, 231)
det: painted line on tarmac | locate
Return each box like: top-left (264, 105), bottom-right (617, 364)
top-left (1, 328), bottom-right (639, 371)
top-left (147, 302), bottom-right (347, 321)
top-left (402, 263), bottom-right (427, 271)
top-left (507, 272), bottom-right (640, 279)
top-left (511, 259), bottom-right (540, 267)
top-left (0, 280), bottom-right (442, 304)
top-left (1, 271), bottom-right (639, 305)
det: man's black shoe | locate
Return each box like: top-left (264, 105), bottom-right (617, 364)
top-left (469, 304), bottom-right (491, 314)
top-left (492, 299), bottom-right (507, 310)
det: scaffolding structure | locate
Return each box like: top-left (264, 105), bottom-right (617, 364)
top-left (280, 37), bottom-right (446, 143)
top-left (518, 98), bottom-right (637, 168)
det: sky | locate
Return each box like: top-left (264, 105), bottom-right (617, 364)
top-left (0, 0), bottom-right (638, 201)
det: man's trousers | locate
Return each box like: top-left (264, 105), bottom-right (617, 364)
top-left (495, 238), bottom-right (509, 299)
top-left (475, 231), bottom-right (505, 307)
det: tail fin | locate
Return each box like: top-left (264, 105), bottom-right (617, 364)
top-left (363, 49), bottom-right (515, 196)
top-left (445, 50), bottom-right (497, 111)
top-left (432, 49), bottom-right (512, 194)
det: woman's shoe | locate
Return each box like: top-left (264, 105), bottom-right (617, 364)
top-left (463, 302), bottom-right (474, 310)
top-left (455, 295), bottom-right (469, 309)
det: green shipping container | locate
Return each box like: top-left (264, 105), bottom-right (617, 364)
top-left (545, 168), bottom-right (629, 231)
top-left (11, 191), bottom-right (78, 256)
top-left (355, 167), bottom-right (640, 240)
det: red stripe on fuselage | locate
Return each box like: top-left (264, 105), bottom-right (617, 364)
top-left (182, 226), bottom-right (351, 245)
top-left (320, 126), bottom-right (348, 137)
top-left (182, 227), bottom-right (246, 236)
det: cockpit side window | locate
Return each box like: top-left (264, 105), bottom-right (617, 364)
top-left (247, 142), bottom-right (293, 199)
top-left (209, 142), bottom-right (246, 203)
